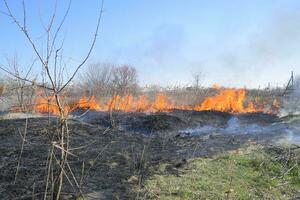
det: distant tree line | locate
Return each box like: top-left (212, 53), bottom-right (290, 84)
top-left (79, 63), bottom-right (139, 98)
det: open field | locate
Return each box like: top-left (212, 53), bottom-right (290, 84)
top-left (1, 1), bottom-right (300, 199)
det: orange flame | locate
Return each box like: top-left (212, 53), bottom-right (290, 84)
top-left (135, 94), bottom-right (150, 111)
top-left (194, 89), bottom-right (261, 113)
top-left (35, 96), bottom-right (70, 115)
top-left (33, 87), bottom-right (279, 115)
top-left (150, 93), bottom-right (174, 112)
top-left (76, 96), bottom-right (101, 110)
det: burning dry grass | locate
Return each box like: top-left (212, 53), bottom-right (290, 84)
top-left (32, 88), bottom-right (280, 116)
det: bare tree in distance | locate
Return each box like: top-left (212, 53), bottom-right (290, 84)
top-left (112, 64), bottom-right (138, 95)
top-left (80, 63), bottom-right (113, 98)
top-left (192, 71), bottom-right (203, 90)
top-left (0, 0), bottom-right (104, 199)
top-left (190, 71), bottom-right (204, 103)
top-left (80, 63), bottom-right (139, 97)
top-left (5, 54), bottom-right (36, 112)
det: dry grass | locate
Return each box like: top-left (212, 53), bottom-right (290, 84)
top-left (141, 145), bottom-right (300, 200)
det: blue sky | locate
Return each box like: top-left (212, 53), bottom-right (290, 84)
top-left (1, 0), bottom-right (300, 88)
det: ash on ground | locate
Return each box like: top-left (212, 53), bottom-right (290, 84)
top-left (0, 110), bottom-right (299, 199)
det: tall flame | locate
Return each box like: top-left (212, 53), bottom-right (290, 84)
top-left (194, 89), bottom-right (261, 113)
top-left (33, 88), bottom-right (279, 115)
top-left (35, 96), bottom-right (70, 115)
top-left (76, 96), bottom-right (101, 110)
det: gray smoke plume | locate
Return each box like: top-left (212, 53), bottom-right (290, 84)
top-left (180, 116), bottom-right (300, 145)
top-left (280, 76), bottom-right (300, 116)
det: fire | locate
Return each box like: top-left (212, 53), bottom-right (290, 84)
top-left (105, 94), bottom-right (134, 111)
top-left (135, 94), bottom-right (150, 111)
top-left (194, 89), bottom-right (261, 113)
top-left (33, 87), bottom-right (279, 115)
top-left (35, 96), bottom-right (70, 115)
top-left (76, 96), bottom-right (101, 110)
top-left (150, 93), bottom-right (174, 112)
top-left (103, 93), bottom-right (174, 112)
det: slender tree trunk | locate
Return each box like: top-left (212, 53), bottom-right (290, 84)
top-left (53, 94), bottom-right (68, 200)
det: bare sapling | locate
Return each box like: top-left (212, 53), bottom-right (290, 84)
top-left (0, 0), bottom-right (104, 199)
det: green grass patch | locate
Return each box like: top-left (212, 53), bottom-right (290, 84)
top-left (142, 146), bottom-right (300, 199)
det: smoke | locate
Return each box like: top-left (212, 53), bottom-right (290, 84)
top-left (206, 6), bottom-right (300, 87)
top-left (111, 24), bottom-right (188, 86)
top-left (280, 76), bottom-right (300, 116)
top-left (143, 25), bottom-right (186, 65)
top-left (180, 116), bottom-right (300, 145)
top-left (180, 117), bottom-right (288, 136)
top-left (109, 4), bottom-right (300, 87)
top-left (157, 7), bottom-right (300, 87)
top-left (278, 129), bottom-right (300, 145)
top-left (277, 114), bottom-right (300, 145)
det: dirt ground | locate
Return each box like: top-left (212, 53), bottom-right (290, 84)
top-left (0, 110), bottom-right (295, 199)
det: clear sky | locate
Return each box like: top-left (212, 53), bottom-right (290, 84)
top-left (1, 0), bottom-right (300, 88)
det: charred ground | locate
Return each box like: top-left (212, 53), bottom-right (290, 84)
top-left (0, 110), bottom-right (299, 199)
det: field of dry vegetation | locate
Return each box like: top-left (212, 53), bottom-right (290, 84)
top-left (1, 1), bottom-right (300, 199)
top-left (1, 61), bottom-right (300, 199)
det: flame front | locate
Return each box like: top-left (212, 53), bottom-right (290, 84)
top-left (76, 96), bottom-right (101, 110)
top-left (35, 96), bottom-right (70, 115)
top-left (33, 88), bottom-right (279, 115)
top-left (194, 89), bottom-right (261, 113)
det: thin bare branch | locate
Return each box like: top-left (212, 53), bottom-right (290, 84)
top-left (52, 142), bottom-right (78, 158)
top-left (49, 0), bottom-right (71, 59)
top-left (3, 0), bottom-right (57, 90)
top-left (24, 58), bottom-right (37, 80)
top-left (46, 0), bottom-right (58, 63)
top-left (54, 49), bottom-right (60, 88)
top-left (0, 10), bottom-right (9, 16)
top-left (22, 0), bottom-right (26, 29)
top-left (0, 65), bottom-right (53, 90)
top-left (52, 153), bottom-right (77, 194)
top-left (44, 145), bottom-right (54, 200)
top-left (83, 142), bottom-right (110, 180)
top-left (58, 0), bottom-right (104, 93)
top-left (66, 161), bottom-right (85, 197)
top-left (3, 0), bottom-right (46, 67)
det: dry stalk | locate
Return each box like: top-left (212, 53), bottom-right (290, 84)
top-left (82, 142), bottom-right (111, 182)
top-left (32, 182), bottom-right (36, 200)
top-left (52, 153), bottom-right (77, 194)
top-left (14, 118), bottom-right (28, 184)
top-left (282, 161), bottom-right (298, 178)
top-left (79, 161), bottom-right (85, 189)
top-left (66, 161), bottom-right (85, 199)
top-left (44, 144), bottom-right (54, 200)
top-left (135, 145), bottom-right (146, 200)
